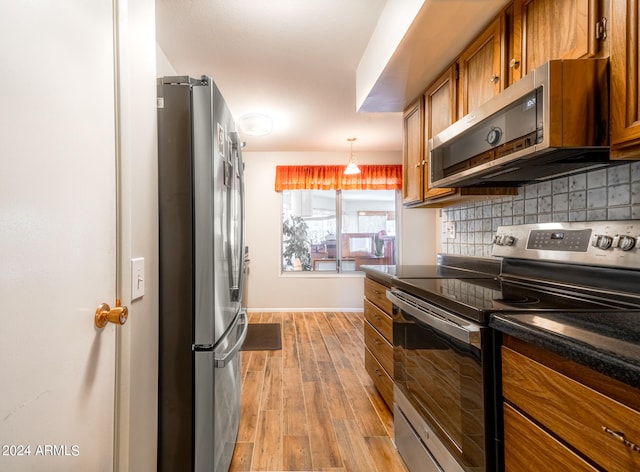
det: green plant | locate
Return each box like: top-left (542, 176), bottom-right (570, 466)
top-left (282, 215), bottom-right (312, 271)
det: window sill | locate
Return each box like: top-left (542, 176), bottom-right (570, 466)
top-left (279, 271), bottom-right (366, 279)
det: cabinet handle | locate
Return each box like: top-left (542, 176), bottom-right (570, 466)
top-left (414, 163), bottom-right (421, 168)
top-left (509, 58), bottom-right (521, 70)
top-left (602, 426), bottom-right (640, 453)
top-left (596, 17), bottom-right (607, 41)
top-left (489, 74), bottom-right (499, 84)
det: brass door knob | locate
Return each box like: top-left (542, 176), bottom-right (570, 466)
top-left (95, 299), bottom-right (128, 328)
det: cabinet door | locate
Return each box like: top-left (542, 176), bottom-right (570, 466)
top-left (504, 2), bottom-right (524, 86)
top-left (424, 67), bottom-right (457, 200)
top-left (402, 98), bottom-right (424, 204)
top-left (517, 0), bottom-right (598, 77)
top-left (611, 0), bottom-right (640, 157)
top-left (502, 346), bottom-right (640, 472)
top-left (503, 404), bottom-right (599, 471)
top-left (458, 17), bottom-right (502, 117)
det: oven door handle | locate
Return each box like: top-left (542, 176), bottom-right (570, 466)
top-left (387, 290), bottom-right (481, 347)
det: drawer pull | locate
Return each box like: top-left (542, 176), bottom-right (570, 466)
top-left (602, 426), bottom-right (640, 453)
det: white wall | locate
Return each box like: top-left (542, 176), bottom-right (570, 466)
top-left (398, 204), bottom-right (439, 265)
top-left (115, 0), bottom-right (159, 470)
top-left (156, 44), bottom-right (177, 76)
top-left (243, 150), bottom-right (438, 310)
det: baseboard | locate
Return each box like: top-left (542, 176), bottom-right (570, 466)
top-left (245, 307), bottom-right (364, 313)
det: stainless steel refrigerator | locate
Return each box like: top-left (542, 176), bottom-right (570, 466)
top-left (157, 76), bottom-right (247, 472)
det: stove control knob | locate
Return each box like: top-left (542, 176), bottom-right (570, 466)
top-left (617, 235), bottom-right (637, 251)
top-left (592, 234), bottom-right (614, 250)
top-left (493, 234), bottom-right (503, 245)
top-left (503, 235), bottom-right (516, 246)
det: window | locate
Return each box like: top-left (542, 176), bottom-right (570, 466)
top-left (282, 189), bottom-right (397, 273)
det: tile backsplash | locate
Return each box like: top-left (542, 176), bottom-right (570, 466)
top-left (441, 162), bottom-right (640, 257)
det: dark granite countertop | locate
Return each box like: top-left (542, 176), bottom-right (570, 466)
top-left (360, 264), bottom-right (397, 285)
top-left (491, 311), bottom-right (640, 390)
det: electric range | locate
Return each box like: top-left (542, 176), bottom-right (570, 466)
top-left (389, 221), bottom-right (640, 472)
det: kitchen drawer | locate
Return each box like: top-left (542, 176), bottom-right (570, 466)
top-left (502, 346), bottom-right (640, 471)
top-left (364, 277), bottom-right (392, 314)
top-left (364, 298), bottom-right (392, 341)
top-left (503, 403), bottom-right (598, 471)
top-left (365, 347), bottom-right (393, 408)
top-left (364, 321), bottom-right (393, 375)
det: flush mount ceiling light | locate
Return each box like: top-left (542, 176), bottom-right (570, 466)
top-left (344, 137), bottom-right (361, 175)
top-left (238, 113), bottom-right (273, 136)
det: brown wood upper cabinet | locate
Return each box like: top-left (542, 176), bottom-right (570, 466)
top-left (458, 17), bottom-right (503, 117)
top-left (402, 97), bottom-right (423, 205)
top-left (610, 0), bottom-right (640, 158)
top-left (423, 67), bottom-right (457, 201)
top-left (506, 0), bottom-right (600, 87)
top-left (403, 73), bottom-right (457, 206)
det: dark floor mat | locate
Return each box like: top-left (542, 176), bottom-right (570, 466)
top-left (240, 323), bottom-right (282, 351)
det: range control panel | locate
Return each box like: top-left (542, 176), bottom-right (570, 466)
top-left (492, 221), bottom-right (640, 269)
top-left (526, 229), bottom-right (592, 251)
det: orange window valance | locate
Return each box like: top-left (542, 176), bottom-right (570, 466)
top-left (274, 165), bottom-right (402, 191)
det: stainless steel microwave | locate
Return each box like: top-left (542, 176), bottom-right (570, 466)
top-left (429, 58), bottom-right (611, 188)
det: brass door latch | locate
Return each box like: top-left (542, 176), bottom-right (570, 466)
top-left (95, 299), bottom-right (128, 328)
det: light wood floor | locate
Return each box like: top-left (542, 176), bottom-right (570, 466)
top-left (230, 311), bottom-right (409, 472)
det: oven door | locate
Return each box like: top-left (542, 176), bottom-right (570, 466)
top-left (388, 289), bottom-right (493, 472)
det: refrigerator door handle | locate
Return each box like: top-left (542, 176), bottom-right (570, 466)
top-left (214, 310), bottom-right (248, 368)
top-left (229, 131), bottom-right (246, 303)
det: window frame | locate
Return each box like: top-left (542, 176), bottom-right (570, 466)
top-left (280, 189), bottom-right (399, 275)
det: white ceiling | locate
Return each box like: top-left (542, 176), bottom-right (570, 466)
top-left (155, 0), bottom-right (508, 153)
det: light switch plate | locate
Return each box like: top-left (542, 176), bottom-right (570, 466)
top-left (131, 257), bottom-right (145, 300)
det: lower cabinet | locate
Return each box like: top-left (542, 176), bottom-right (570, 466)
top-left (364, 277), bottom-right (394, 409)
top-left (364, 345), bottom-right (393, 409)
top-left (501, 336), bottom-right (640, 471)
top-left (503, 403), bottom-right (598, 471)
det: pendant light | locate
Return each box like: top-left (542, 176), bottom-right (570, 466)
top-left (344, 137), bottom-right (361, 175)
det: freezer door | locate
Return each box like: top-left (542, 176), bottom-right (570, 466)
top-left (194, 309), bottom-right (248, 471)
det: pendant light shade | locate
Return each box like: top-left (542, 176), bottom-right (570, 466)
top-left (344, 137), bottom-right (361, 175)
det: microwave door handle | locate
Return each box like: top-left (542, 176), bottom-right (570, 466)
top-left (387, 290), bottom-right (480, 347)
